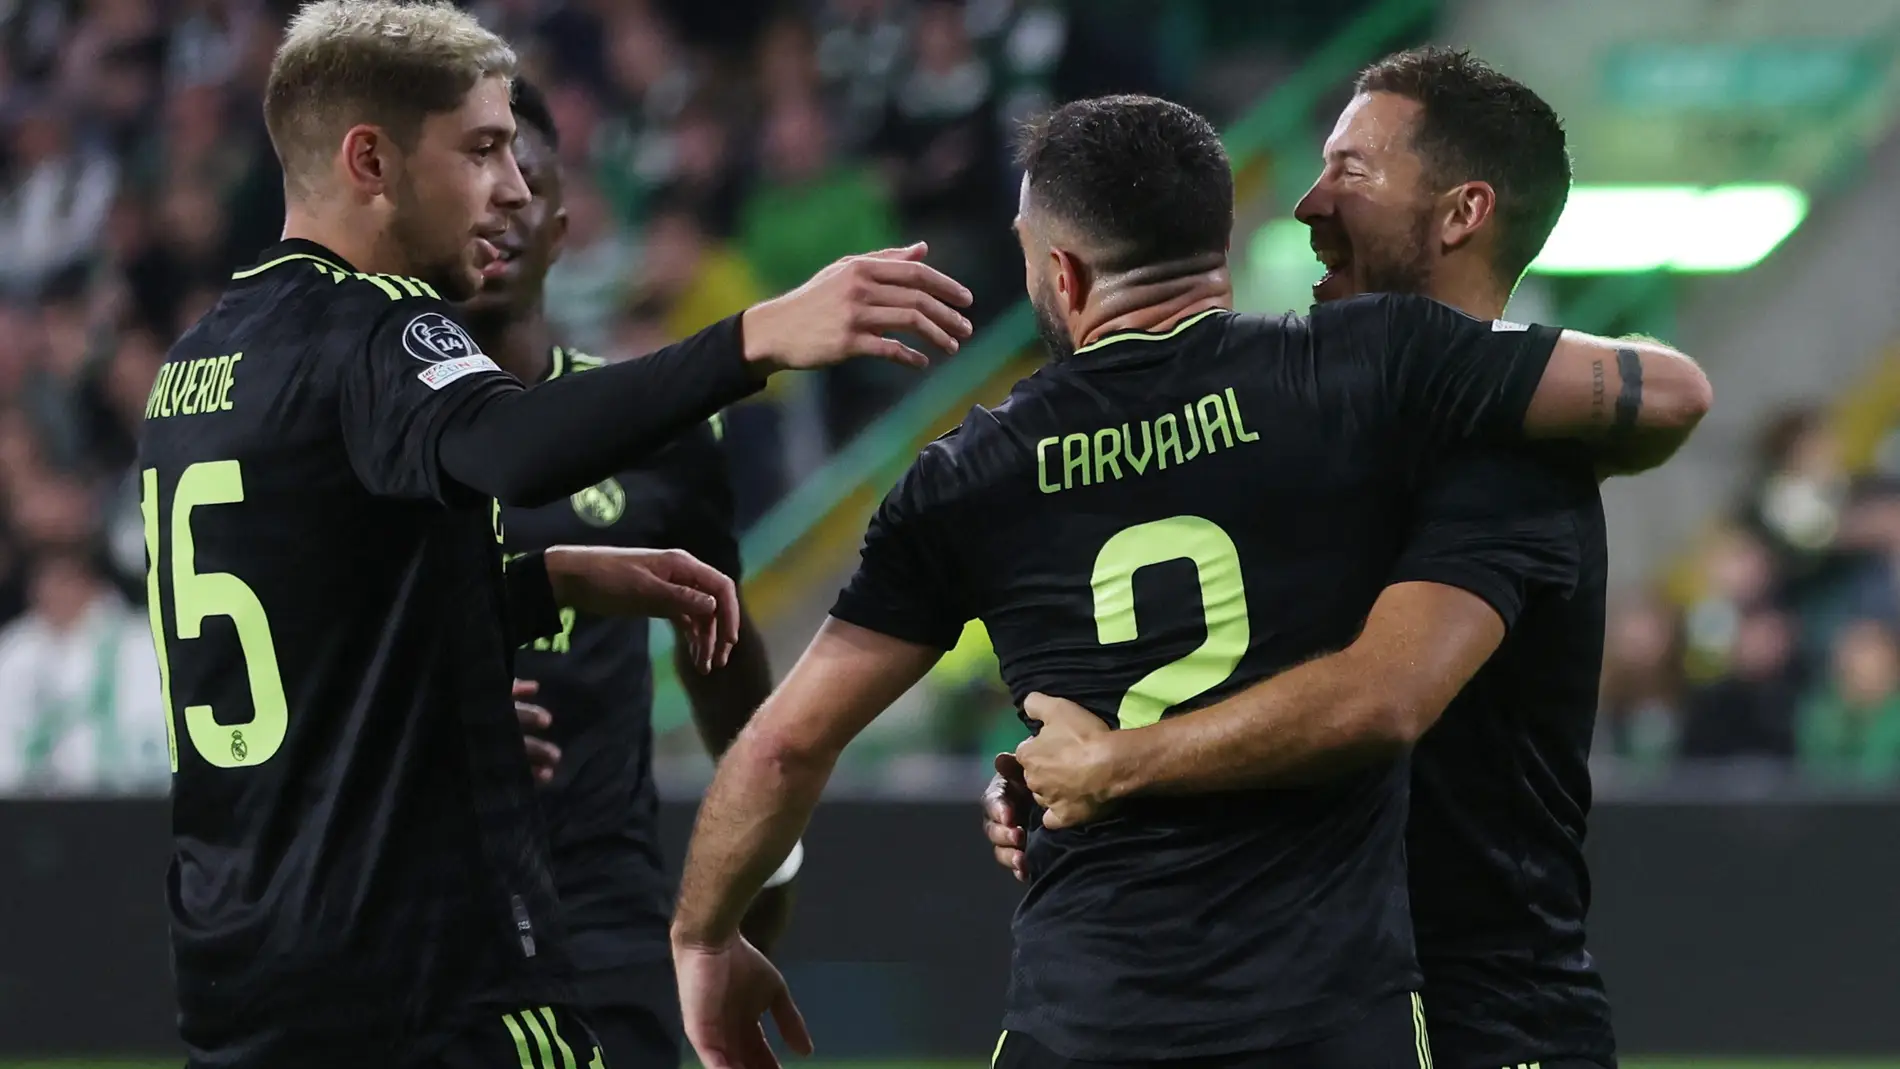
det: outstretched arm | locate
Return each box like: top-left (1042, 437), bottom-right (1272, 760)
top-left (1371, 296), bottom-right (1712, 477)
top-left (441, 247), bottom-right (975, 506)
top-left (1523, 332), bottom-right (1712, 475)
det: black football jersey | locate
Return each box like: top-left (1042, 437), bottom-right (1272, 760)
top-left (1392, 445), bottom-right (1616, 1069)
top-left (138, 239), bottom-right (571, 1068)
top-left (831, 298), bottom-right (1563, 1060)
top-left (501, 346), bottom-right (742, 1002)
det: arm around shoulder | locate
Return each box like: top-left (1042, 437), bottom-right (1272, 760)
top-left (1090, 581), bottom-right (1508, 797)
top-left (1524, 332), bottom-right (1714, 474)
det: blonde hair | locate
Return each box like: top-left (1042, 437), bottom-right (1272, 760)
top-left (265, 0), bottom-right (517, 200)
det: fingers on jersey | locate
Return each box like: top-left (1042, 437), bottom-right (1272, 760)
top-left (513, 699), bottom-right (552, 733)
top-left (985, 758), bottom-right (1030, 881)
top-left (522, 735), bottom-right (561, 783)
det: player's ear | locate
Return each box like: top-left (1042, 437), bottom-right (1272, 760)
top-left (340, 124), bottom-right (393, 196)
top-left (1049, 246), bottom-right (1090, 313)
top-left (1438, 179), bottom-right (1495, 253)
top-left (547, 205), bottom-right (570, 266)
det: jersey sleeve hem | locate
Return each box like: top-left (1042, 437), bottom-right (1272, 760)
top-left (1385, 561), bottom-right (1526, 633)
top-left (1494, 324), bottom-right (1563, 435)
top-left (826, 599), bottom-right (964, 651)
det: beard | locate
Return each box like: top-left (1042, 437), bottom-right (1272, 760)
top-left (1031, 275), bottom-right (1074, 361)
top-left (1356, 208), bottom-right (1436, 297)
top-left (389, 176), bottom-right (479, 301)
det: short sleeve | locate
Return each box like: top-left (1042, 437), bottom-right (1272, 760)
top-left (1388, 448), bottom-right (1586, 631)
top-left (338, 300), bottom-right (519, 502)
top-left (1327, 293), bottom-right (1562, 448)
top-left (828, 446), bottom-right (972, 650)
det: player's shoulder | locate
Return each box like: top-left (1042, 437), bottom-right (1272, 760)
top-left (1306, 292), bottom-right (1509, 346)
top-left (883, 404), bottom-right (1017, 518)
top-left (228, 244), bottom-right (474, 366)
top-left (233, 244), bottom-right (445, 315)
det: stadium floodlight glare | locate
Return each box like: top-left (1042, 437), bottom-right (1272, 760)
top-left (1529, 183), bottom-right (1807, 275)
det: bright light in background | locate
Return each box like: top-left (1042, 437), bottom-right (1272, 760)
top-left (1237, 183), bottom-right (1808, 306)
top-left (1530, 184), bottom-right (1808, 275)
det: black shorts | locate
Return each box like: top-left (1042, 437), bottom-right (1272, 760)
top-left (994, 991), bottom-right (1434, 1069)
top-left (572, 956), bottom-right (683, 1069)
top-left (582, 999), bottom-right (682, 1069)
top-left (427, 1004), bottom-right (605, 1069)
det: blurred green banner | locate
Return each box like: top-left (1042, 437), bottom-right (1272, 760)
top-left (1603, 41), bottom-right (1886, 113)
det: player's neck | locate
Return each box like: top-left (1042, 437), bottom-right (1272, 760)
top-left (469, 310), bottom-right (555, 383)
top-left (1425, 258), bottom-right (1510, 321)
top-left (1075, 257), bottom-right (1232, 352)
top-left (281, 206), bottom-right (413, 279)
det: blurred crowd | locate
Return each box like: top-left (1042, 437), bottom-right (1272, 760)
top-left (1600, 407), bottom-right (1900, 787)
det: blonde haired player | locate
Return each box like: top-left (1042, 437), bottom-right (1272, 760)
top-left (141, 3), bottom-right (973, 1066)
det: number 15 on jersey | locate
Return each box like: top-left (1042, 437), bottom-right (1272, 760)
top-left (142, 462), bottom-right (289, 771)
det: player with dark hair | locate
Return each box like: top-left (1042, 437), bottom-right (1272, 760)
top-left (668, 91), bottom-right (1707, 1069)
top-left (989, 50), bottom-right (1628, 1069)
top-left (138, 2), bottom-right (971, 1066)
top-left (461, 77), bottom-right (792, 1069)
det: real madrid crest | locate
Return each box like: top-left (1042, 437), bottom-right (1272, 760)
top-left (571, 478), bottom-right (626, 528)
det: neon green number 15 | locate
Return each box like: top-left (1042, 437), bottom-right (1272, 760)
top-left (142, 461), bottom-right (289, 769)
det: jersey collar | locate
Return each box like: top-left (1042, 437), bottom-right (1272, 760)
top-left (1071, 308), bottom-right (1228, 359)
top-left (230, 238), bottom-right (355, 283)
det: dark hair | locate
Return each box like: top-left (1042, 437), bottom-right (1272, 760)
top-left (511, 76), bottom-right (560, 152)
top-left (1356, 47), bottom-right (1571, 283)
top-left (1017, 94), bottom-right (1233, 272)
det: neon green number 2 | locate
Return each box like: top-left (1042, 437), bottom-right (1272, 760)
top-left (1090, 515), bottom-right (1250, 728)
top-left (142, 461), bottom-right (289, 769)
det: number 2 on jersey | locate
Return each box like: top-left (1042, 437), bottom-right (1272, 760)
top-left (1091, 516), bottom-right (1250, 728)
top-left (142, 462), bottom-right (289, 770)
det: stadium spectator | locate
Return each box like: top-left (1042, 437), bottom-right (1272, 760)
top-left (740, 94), bottom-right (898, 297)
top-left (664, 98), bottom-right (748, 238)
top-left (871, 0), bottom-right (1011, 306)
top-left (635, 198), bottom-right (765, 343)
top-left (1682, 526), bottom-right (1779, 682)
top-left (0, 549), bottom-right (167, 797)
top-left (543, 169), bottom-right (641, 354)
top-left (1798, 618), bottom-right (1900, 784)
top-left (0, 99), bottom-right (118, 298)
top-left (1678, 607), bottom-right (1799, 761)
top-left (1744, 407), bottom-right (1850, 588)
top-left (814, 0), bottom-right (911, 147)
top-left (1597, 595), bottom-right (1687, 772)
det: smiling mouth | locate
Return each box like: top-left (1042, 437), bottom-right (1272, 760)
top-left (1313, 248), bottom-right (1352, 291)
